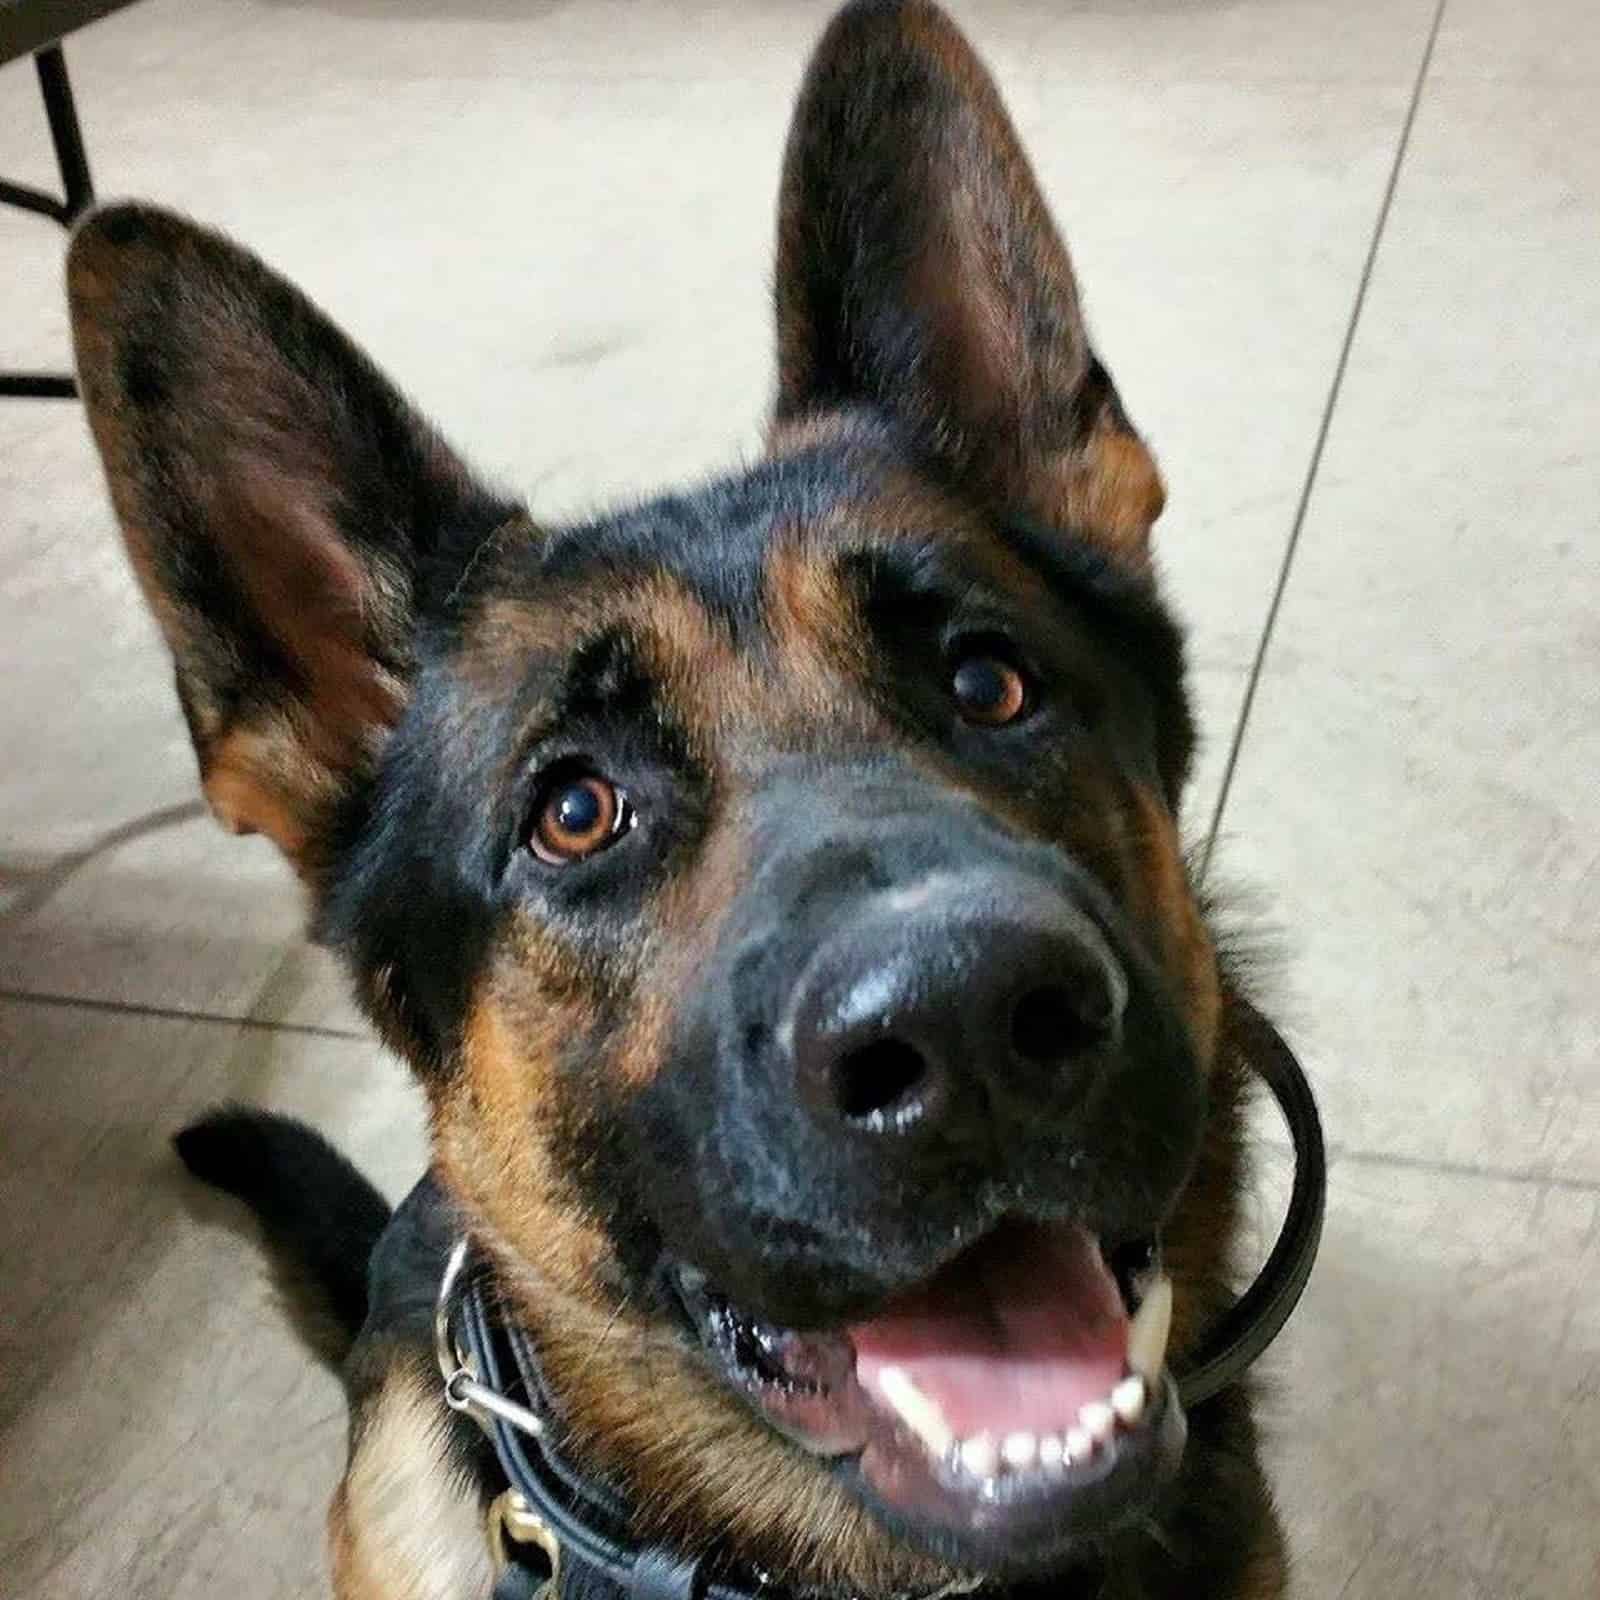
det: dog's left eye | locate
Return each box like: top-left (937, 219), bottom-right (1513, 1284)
top-left (527, 769), bottom-right (635, 865)
top-left (950, 648), bottom-right (1031, 727)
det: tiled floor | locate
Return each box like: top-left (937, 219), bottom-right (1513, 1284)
top-left (2, 2), bottom-right (1596, 1596)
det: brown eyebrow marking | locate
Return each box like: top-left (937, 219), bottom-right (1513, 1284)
top-left (761, 531), bottom-right (882, 749)
top-left (458, 588), bottom-right (608, 690)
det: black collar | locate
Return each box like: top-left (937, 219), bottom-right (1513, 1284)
top-left (435, 999), bottom-right (1325, 1600)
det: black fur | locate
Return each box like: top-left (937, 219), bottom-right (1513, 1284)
top-left (174, 1108), bottom-right (392, 1338)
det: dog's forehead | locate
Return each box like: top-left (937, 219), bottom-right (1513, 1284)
top-left (449, 441), bottom-right (995, 686)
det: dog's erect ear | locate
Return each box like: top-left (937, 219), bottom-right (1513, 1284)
top-left (774, 0), bottom-right (1164, 562)
top-left (68, 204), bottom-right (511, 882)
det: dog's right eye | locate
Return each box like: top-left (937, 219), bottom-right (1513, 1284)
top-left (527, 769), bottom-right (635, 865)
top-left (949, 648), bottom-right (1031, 727)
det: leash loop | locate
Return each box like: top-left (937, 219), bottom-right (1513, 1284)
top-left (1172, 999), bottom-right (1327, 1407)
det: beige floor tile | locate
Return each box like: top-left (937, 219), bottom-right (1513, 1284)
top-left (1028, 0), bottom-right (1439, 85)
top-left (1256, 1149), bottom-right (1600, 1599)
top-left (0, 996), bottom-right (426, 1600)
top-left (151, 0), bottom-right (1439, 89)
top-left (0, 809), bottom-right (361, 1029)
top-left (1210, 67), bottom-right (1600, 1183)
top-left (1436, 0), bottom-right (1600, 82)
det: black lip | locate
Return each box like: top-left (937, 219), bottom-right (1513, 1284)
top-left (664, 1235), bottom-right (1183, 1574)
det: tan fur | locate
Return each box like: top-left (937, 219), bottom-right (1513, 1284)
top-left (331, 1362), bottom-right (493, 1600)
top-left (462, 580), bottom-right (600, 686)
top-left (1053, 428), bottom-right (1169, 564)
top-left (761, 529), bottom-right (884, 745)
top-left (1126, 785), bottom-right (1222, 1070)
top-left (1162, 996), bottom-right (1251, 1364)
top-left (181, 461), bottom-right (407, 869)
top-left (764, 407), bottom-right (859, 459)
top-left (202, 716), bottom-right (342, 867)
top-left (615, 819), bottom-right (752, 1091)
top-left (434, 983), bottom-right (620, 1318)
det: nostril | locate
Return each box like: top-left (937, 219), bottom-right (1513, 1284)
top-left (832, 1038), bottom-right (932, 1127)
top-left (1010, 983), bottom-right (1111, 1066)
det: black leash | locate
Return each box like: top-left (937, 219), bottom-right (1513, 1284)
top-left (1173, 999), bottom-right (1326, 1407)
top-left (435, 1006), bottom-right (1325, 1600)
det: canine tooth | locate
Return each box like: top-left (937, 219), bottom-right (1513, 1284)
top-left (873, 1366), bottom-right (954, 1456)
top-left (1064, 1426), bottom-right (1093, 1465)
top-left (1111, 1374), bottom-right (1147, 1426)
top-left (1127, 1273), bottom-right (1173, 1382)
top-left (1038, 1433), bottom-right (1065, 1471)
top-left (958, 1434), bottom-right (999, 1479)
top-left (1079, 1400), bottom-right (1115, 1443)
top-left (1001, 1432), bottom-right (1037, 1470)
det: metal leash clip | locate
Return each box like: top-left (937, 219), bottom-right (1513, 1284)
top-left (434, 1236), bottom-right (549, 1442)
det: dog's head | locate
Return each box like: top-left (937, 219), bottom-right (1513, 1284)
top-left (70, 0), bottom-right (1237, 1586)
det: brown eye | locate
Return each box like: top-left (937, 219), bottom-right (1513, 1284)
top-left (529, 772), bottom-right (632, 864)
top-left (951, 652), bottom-right (1029, 726)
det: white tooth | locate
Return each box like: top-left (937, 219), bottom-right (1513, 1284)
top-left (1001, 1431), bottom-right (1037, 1471)
top-left (1111, 1374), bottom-right (1147, 1426)
top-left (872, 1366), bottom-right (953, 1457)
top-left (1079, 1400), bottom-right (1115, 1443)
top-left (1127, 1274), bottom-right (1173, 1383)
top-left (1064, 1426), bottom-right (1093, 1464)
top-left (1038, 1433), bottom-right (1065, 1471)
top-left (959, 1434), bottom-right (999, 1479)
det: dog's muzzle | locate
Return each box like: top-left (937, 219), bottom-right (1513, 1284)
top-left (430, 999), bottom-right (1325, 1595)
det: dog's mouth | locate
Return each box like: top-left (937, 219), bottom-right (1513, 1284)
top-left (668, 1219), bottom-right (1185, 1571)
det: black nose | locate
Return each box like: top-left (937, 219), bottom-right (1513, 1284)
top-left (782, 875), bottom-right (1127, 1139)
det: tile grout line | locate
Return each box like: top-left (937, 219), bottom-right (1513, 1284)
top-left (1199, 0), bottom-right (1451, 879)
top-left (1331, 1142), bottom-right (1600, 1196)
top-left (0, 985), bottom-right (369, 1042)
top-left (1256, 1136), bottom-right (1600, 1197)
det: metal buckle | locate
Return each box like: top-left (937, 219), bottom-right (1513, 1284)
top-left (488, 1488), bottom-right (563, 1597)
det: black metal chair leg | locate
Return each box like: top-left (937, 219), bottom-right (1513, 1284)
top-left (0, 175), bottom-right (69, 223)
top-left (35, 44), bottom-right (95, 222)
top-left (0, 374), bottom-right (80, 398)
top-left (2, 44), bottom-right (96, 399)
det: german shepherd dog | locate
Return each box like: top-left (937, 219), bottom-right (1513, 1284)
top-left (67, 2), bottom-right (1287, 1594)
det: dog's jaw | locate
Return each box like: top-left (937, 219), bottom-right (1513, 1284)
top-left (664, 1221), bottom-right (1187, 1575)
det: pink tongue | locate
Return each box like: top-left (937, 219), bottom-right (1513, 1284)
top-left (850, 1222), bottom-right (1129, 1438)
